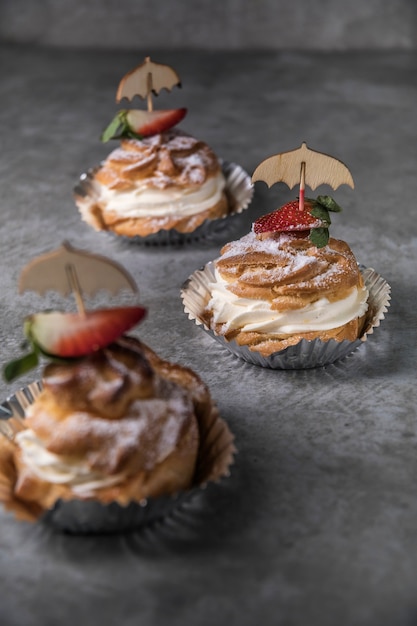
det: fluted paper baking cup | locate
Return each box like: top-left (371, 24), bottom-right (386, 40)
top-left (74, 161), bottom-right (253, 245)
top-left (181, 263), bottom-right (391, 369)
top-left (0, 382), bottom-right (236, 534)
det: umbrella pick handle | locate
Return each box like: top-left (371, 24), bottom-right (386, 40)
top-left (147, 72), bottom-right (153, 112)
top-left (65, 264), bottom-right (86, 316)
top-left (299, 162), bottom-right (306, 211)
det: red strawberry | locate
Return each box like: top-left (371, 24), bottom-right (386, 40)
top-left (101, 108), bottom-right (187, 142)
top-left (126, 108), bottom-right (187, 136)
top-left (253, 200), bottom-right (327, 237)
top-left (24, 306), bottom-right (147, 358)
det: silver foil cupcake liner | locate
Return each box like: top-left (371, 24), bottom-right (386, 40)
top-left (0, 381), bottom-right (236, 534)
top-left (74, 160), bottom-right (254, 246)
top-left (181, 263), bottom-right (391, 369)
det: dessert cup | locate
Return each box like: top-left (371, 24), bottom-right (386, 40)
top-left (75, 160), bottom-right (253, 246)
top-left (181, 262), bottom-right (391, 369)
top-left (0, 379), bottom-right (236, 534)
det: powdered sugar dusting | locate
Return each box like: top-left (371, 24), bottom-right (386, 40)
top-left (20, 341), bottom-right (199, 492)
top-left (101, 129), bottom-right (220, 191)
top-left (209, 230), bottom-right (364, 329)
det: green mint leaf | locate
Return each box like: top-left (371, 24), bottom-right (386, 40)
top-left (125, 128), bottom-right (144, 140)
top-left (316, 195), bottom-right (343, 213)
top-left (100, 110), bottom-right (144, 142)
top-left (310, 203), bottom-right (331, 225)
top-left (309, 227), bottom-right (329, 248)
top-left (3, 351), bottom-right (39, 382)
top-left (100, 111), bottom-right (127, 142)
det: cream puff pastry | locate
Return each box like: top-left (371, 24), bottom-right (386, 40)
top-left (76, 129), bottom-right (229, 237)
top-left (203, 230), bottom-right (369, 356)
top-left (0, 337), bottom-right (222, 518)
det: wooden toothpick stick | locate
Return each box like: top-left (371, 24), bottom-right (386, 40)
top-left (65, 263), bottom-right (86, 316)
top-left (147, 74), bottom-right (153, 111)
top-left (299, 161), bottom-right (306, 211)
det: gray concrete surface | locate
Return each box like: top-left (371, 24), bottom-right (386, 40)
top-left (0, 0), bottom-right (416, 50)
top-left (0, 43), bottom-right (416, 626)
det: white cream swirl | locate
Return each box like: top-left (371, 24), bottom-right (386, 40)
top-left (208, 268), bottom-right (369, 334)
top-left (94, 171), bottom-right (226, 218)
top-left (15, 429), bottom-right (126, 496)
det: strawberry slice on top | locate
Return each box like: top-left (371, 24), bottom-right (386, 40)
top-left (126, 108), bottom-right (187, 137)
top-left (101, 108), bottom-right (187, 142)
top-left (4, 306), bottom-right (147, 382)
top-left (253, 200), bottom-right (327, 236)
top-left (25, 306), bottom-right (147, 358)
top-left (253, 195), bottom-right (344, 248)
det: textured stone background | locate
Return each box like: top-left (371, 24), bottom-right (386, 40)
top-left (0, 0), bottom-right (416, 50)
top-left (1, 3), bottom-right (417, 625)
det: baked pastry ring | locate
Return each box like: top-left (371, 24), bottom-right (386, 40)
top-left (204, 233), bottom-right (368, 356)
top-left (77, 130), bottom-right (229, 237)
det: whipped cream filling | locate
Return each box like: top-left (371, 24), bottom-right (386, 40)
top-left (94, 171), bottom-right (226, 218)
top-left (15, 429), bottom-right (127, 496)
top-left (208, 269), bottom-right (369, 334)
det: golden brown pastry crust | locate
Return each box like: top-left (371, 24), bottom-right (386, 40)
top-left (226, 316), bottom-right (366, 356)
top-left (204, 233), bottom-right (367, 356)
top-left (0, 338), bottom-right (218, 517)
top-left (77, 130), bottom-right (229, 236)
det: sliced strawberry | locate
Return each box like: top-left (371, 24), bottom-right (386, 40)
top-left (25, 306), bottom-right (147, 358)
top-left (126, 108), bottom-right (187, 137)
top-left (253, 200), bottom-right (328, 236)
top-left (101, 108), bottom-right (187, 142)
